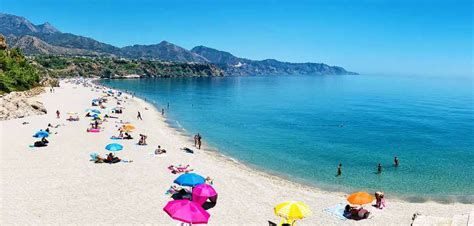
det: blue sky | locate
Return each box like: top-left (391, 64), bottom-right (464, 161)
top-left (1, 0), bottom-right (472, 76)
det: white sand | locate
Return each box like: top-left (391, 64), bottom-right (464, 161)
top-left (1, 81), bottom-right (472, 225)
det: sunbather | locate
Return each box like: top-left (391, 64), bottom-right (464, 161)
top-left (181, 147), bottom-right (194, 153)
top-left (123, 133), bottom-right (133, 140)
top-left (111, 131), bottom-right (124, 139)
top-left (168, 164), bottom-right (193, 174)
top-left (344, 205), bottom-right (370, 220)
top-left (155, 145), bottom-right (167, 154)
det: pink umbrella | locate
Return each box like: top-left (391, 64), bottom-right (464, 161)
top-left (192, 184), bottom-right (218, 205)
top-left (163, 200), bottom-right (210, 224)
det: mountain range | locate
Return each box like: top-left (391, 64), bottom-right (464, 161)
top-left (0, 13), bottom-right (356, 76)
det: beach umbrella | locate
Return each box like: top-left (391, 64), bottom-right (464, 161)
top-left (105, 143), bottom-right (123, 151)
top-left (33, 130), bottom-right (49, 138)
top-left (86, 109), bottom-right (101, 114)
top-left (120, 124), bottom-right (135, 132)
top-left (163, 199), bottom-right (210, 224)
top-left (274, 201), bottom-right (311, 222)
top-left (174, 173), bottom-right (205, 187)
top-left (192, 184), bottom-right (218, 205)
top-left (347, 192), bottom-right (375, 205)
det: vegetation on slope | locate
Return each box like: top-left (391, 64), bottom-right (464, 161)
top-left (33, 56), bottom-right (224, 78)
top-left (0, 36), bottom-right (39, 94)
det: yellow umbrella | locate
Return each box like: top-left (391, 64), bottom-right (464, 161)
top-left (274, 201), bottom-right (311, 222)
top-left (347, 192), bottom-right (375, 205)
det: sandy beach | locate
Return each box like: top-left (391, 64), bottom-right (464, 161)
top-left (1, 80), bottom-right (472, 225)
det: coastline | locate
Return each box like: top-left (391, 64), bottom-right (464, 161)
top-left (101, 79), bottom-right (474, 205)
top-left (1, 80), bottom-right (473, 225)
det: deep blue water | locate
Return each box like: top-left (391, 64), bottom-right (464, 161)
top-left (101, 75), bottom-right (474, 202)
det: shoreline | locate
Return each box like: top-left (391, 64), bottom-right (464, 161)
top-left (100, 80), bottom-right (473, 205)
top-left (1, 79), bottom-right (473, 224)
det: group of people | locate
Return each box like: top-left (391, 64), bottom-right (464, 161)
top-left (337, 156), bottom-right (400, 176)
top-left (194, 133), bottom-right (202, 149)
top-left (111, 130), bottom-right (133, 140)
top-left (93, 152), bottom-right (132, 164)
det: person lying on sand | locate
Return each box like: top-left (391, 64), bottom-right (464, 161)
top-left (33, 137), bottom-right (49, 147)
top-left (181, 147), bottom-right (194, 154)
top-left (94, 154), bottom-right (105, 163)
top-left (344, 205), bottom-right (370, 220)
top-left (104, 153), bottom-right (133, 164)
top-left (155, 145), bottom-right (167, 155)
top-left (104, 114), bottom-right (118, 119)
top-left (168, 165), bottom-right (193, 174)
top-left (111, 131), bottom-right (124, 139)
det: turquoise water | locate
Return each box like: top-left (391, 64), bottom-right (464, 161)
top-left (101, 75), bottom-right (474, 202)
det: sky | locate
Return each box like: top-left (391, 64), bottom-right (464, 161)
top-left (1, 0), bottom-right (472, 76)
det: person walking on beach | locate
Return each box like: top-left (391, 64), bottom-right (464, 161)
top-left (394, 156), bottom-right (399, 167)
top-left (197, 133), bottom-right (202, 149)
top-left (161, 108), bottom-right (165, 116)
top-left (137, 111), bottom-right (142, 120)
top-left (194, 134), bottom-right (198, 147)
top-left (337, 163), bottom-right (342, 176)
top-left (56, 110), bottom-right (60, 118)
top-left (377, 163), bottom-right (382, 174)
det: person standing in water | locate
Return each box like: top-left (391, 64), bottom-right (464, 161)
top-left (337, 163), bottom-right (342, 176)
top-left (394, 156), bottom-right (399, 167)
top-left (167, 102), bottom-right (170, 109)
top-left (377, 163), bottom-right (382, 174)
top-left (137, 111), bottom-right (142, 120)
top-left (161, 108), bottom-right (165, 116)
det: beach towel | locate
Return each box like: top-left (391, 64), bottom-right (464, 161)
top-left (90, 152), bottom-right (99, 161)
top-left (323, 203), bottom-right (349, 221)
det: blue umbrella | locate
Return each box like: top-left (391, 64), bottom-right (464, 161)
top-left (105, 143), bottom-right (123, 151)
top-left (33, 130), bottom-right (49, 138)
top-left (174, 173), bottom-right (205, 187)
top-left (91, 109), bottom-right (101, 114)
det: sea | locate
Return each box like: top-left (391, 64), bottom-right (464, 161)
top-left (101, 74), bottom-right (474, 203)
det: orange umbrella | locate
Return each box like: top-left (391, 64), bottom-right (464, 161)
top-left (121, 124), bottom-right (135, 132)
top-left (347, 192), bottom-right (375, 205)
